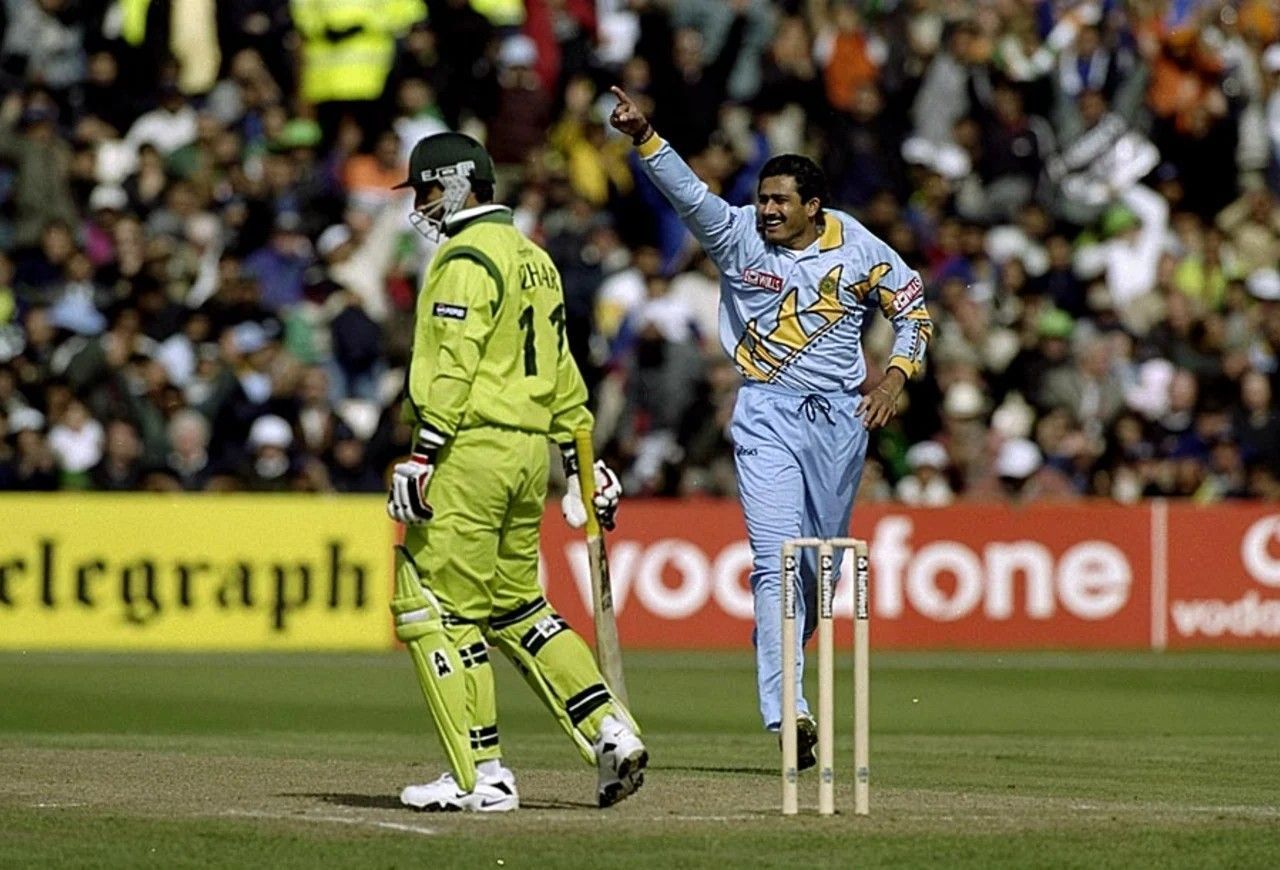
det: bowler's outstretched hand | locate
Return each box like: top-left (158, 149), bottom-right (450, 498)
top-left (609, 86), bottom-right (652, 143)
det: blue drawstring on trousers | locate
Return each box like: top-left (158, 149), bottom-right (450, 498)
top-left (799, 394), bottom-right (835, 425)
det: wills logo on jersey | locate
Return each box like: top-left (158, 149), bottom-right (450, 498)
top-left (733, 263), bottom-right (892, 383)
top-left (888, 275), bottom-right (922, 313)
top-left (741, 268), bottom-right (783, 292)
top-left (433, 303), bottom-right (468, 320)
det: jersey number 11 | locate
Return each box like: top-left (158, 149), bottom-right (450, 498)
top-left (518, 303), bottom-right (566, 377)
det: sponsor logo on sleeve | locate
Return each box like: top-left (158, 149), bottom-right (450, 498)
top-left (433, 303), bottom-right (468, 320)
top-left (889, 275), bottom-right (923, 312)
top-left (741, 268), bottom-right (783, 293)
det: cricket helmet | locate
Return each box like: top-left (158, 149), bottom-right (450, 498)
top-left (394, 131), bottom-right (497, 241)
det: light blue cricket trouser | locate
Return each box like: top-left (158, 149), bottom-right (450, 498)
top-left (730, 382), bottom-right (868, 731)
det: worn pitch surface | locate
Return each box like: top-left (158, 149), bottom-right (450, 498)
top-left (2, 651), bottom-right (1278, 868)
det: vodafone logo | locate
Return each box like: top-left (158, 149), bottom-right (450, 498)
top-left (1241, 515), bottom-right (1280, 588)
top-left (870, 517), bottom-right (1131, 622)
top-left (1171, 514), bottom-right (1280, 639)
top-left (541, 515), bottom-right (1134, 623)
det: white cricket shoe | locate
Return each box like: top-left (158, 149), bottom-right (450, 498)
top-left (400, 767), bottom-right (519, 812)
top-left (595, 714), bottom-right (648, 808)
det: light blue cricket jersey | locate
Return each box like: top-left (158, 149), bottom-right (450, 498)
top-left (635, 136), bottom-right (933, 394)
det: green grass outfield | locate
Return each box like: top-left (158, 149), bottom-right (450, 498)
top-left (2, 650), bottom-right (1278, 869)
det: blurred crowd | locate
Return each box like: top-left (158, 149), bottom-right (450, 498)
top-left (1, 0), bottom-right (1279, 503)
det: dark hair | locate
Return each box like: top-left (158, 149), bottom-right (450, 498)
top-left (759, 155), bottom-right (828, 208)
top-left (471, 180), bottom-right (495, 204)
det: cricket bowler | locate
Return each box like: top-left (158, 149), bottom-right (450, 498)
top-left (386, 131), bottom-right (646, 812)
top-left (609, 87), bottom-right (932, 768)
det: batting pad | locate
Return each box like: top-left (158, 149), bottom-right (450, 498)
top-left (484, 596), bottom-right (614, 764)
top-left (391, 546), bottom-right (490, 792)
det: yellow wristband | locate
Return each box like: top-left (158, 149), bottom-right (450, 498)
top-left (636, 131), bottom-right (664, 158)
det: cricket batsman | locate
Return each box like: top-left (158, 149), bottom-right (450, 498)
top-left (609, 88), bottom-right (932, 768)
top-left (386, 131), bottom-right (646, 812)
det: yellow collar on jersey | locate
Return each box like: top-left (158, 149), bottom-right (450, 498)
top-left (817, 215), bottom-right (844, 252)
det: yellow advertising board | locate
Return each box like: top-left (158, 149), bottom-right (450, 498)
top-left (0, 495), bottom-right (393, 650)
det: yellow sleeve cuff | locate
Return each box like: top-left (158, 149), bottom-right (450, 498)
top-left (635, 133), bottom-right (665, 159)
top-left (887, 356), bottom-right (920, 380)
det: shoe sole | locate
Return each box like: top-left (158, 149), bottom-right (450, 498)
top-left (404, 798), bottom-right (519, 813)
top-left (598, 749), bottom-right (649, 808)
top-left (402, 791), bottom-right (519, 813)
top-left (406, 800), bottom-right (464, 812)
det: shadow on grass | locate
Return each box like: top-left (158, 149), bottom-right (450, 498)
top-left (292, 793), bottom-right (403, 810)
top-left (662, 765), bottom-right (775, 778)
top-left (518, 799), bottom-right (597, 810)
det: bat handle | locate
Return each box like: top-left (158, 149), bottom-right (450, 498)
top-left (573, 428), bottom-right (601, 538)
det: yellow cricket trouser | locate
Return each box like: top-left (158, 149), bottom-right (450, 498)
top-left (403, 426), bottom-right (546, 617)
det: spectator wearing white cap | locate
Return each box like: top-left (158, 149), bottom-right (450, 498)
top-left (896, 441), bottom-right (955, 506)
top-left (967, 437), bottom-right (1077, 502)
top-left (241, 413), bottom-right (295, 491)
top-left (89, 184), bottom-right (128, 214)
top-left (316, 224), bottom-right (353, 261)
top-left (1246, 267), bottom-right (1280, 304)
top-left (937, 379), bottom-right (989, 492)
top-left (997, 437), bottom-right (1043, 478)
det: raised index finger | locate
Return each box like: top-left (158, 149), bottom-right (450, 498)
top-left (609, 86), bottom-right (632, 106)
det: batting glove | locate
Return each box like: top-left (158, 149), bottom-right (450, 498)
top-left (387, 430), bottom-right (444, 525)
top-left (560, 445), bottom-right (622, 531)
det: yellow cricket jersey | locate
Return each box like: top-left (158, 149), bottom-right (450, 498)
top-left (405, 206), bottom-right (593, 446)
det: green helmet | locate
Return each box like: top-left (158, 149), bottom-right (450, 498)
top-left (394, 131), bottom-right (495, 189)
top-left (394, 132), bottom-right (497, 241)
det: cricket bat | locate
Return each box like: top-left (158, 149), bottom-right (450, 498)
top-left (573, 428), bottom-right (630, 706)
